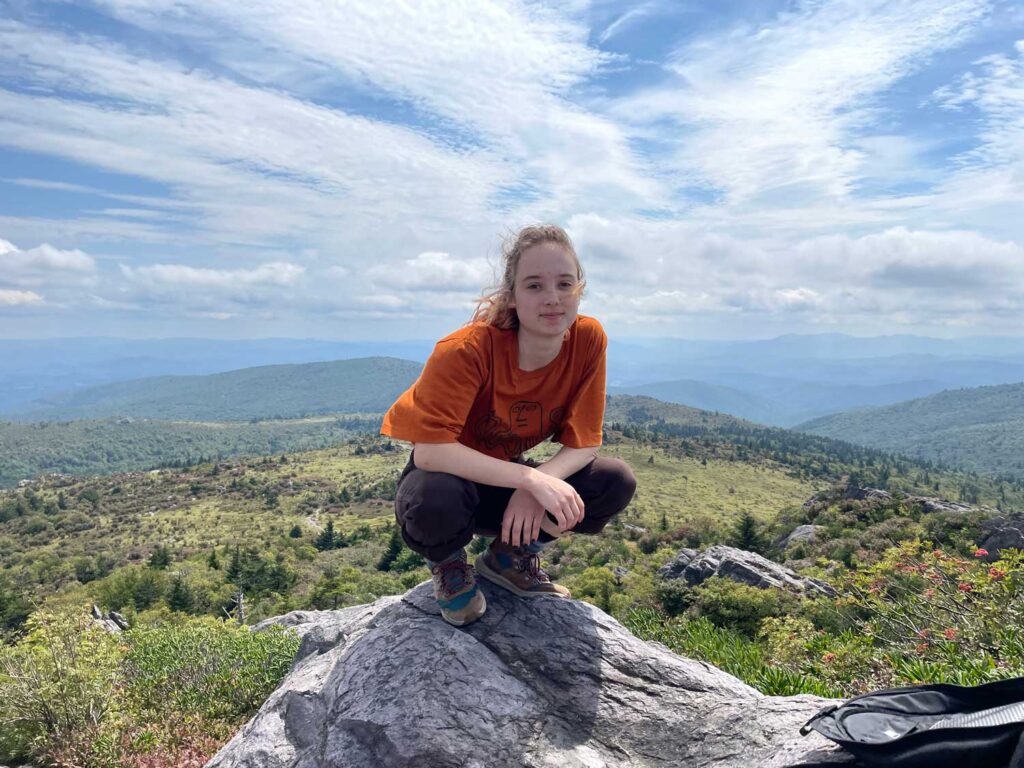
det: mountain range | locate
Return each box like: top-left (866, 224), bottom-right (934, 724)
top-left (4, 334), bottom-right (1024, 427)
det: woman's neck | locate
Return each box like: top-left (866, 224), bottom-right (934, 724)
top-left (516, 328), bottom-right (565, 371)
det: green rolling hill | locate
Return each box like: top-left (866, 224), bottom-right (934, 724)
top-left (12, 357), bottom-right (423, 422)
top-left (796, 382), bottom-right (1024, 478)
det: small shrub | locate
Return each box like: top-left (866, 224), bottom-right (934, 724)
top-left (0, 609), bottom-right (123, 763)
top-left (691, 577), bottom-right (797, 638)
top-left (123, 617), bottom-right (300, 721)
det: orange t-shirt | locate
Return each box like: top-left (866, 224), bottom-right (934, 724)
top-left (381, 315), bottom-right (606, 460)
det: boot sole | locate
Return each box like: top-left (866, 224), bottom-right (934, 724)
top-left (475, 555), bottom-right (572, 599)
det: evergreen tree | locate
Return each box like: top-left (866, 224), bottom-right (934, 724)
top-left (315, 520), bottom-right (336, 552)
top-left (730, 512), bottom-right (766, 555)
top-left (377, 526), bottom-right (403, 571)
top-left (148, 544), bottom-right (172, 569)
top-left (289, 524), bottom-right (303, 538)
top-left (226, 545), bottom-right (243, 583)
top-left (167, 576), bottom-right (195, 613)
top-left (57, 491), bottom-right (68, 510)
top-left (207, 549), bottom-right (221, 570)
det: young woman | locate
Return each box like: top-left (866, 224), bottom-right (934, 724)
top-left (381, 224), bottom-right (636, 626)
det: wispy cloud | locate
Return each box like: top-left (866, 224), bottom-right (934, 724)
top-left (0, 2), bottom-right (1020, 337)
top-left (0, 289), bottom-right (44, 307)
top-left (613, 0), bottom-right (991, 204)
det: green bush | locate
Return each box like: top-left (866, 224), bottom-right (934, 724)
top-left (0, 607), bottom-right (300, 767)
top-left (0, 609), bottom-right (123, 762)
top-left (123, 617), bottom-right (300, 720)
top-left (690, 577), bottom-right (797, 637)
top-left (655, 579), bottom-right (694, 616)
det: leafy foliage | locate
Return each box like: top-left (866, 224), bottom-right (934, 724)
top-left (0, 607), bottom-right (299, 767)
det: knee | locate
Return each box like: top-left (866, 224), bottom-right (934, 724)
top-left (396, 470), bottom-right (476, 535)
top-left (602, 458), bottom-right (637, 509)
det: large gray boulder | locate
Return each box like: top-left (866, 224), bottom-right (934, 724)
top-left (204, 581), bottom-right (851, 767)
top-left (777, 525), bottom-right (825, 552)
top-left (979, 514), bottom-right (1024, 561)
top-left (659, 545), bottom-right (837, 599)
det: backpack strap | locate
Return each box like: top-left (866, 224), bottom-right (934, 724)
top-left (928, 701), bottom-right (1024, 731)
top-left (800, 704), bottom-right (839, 736)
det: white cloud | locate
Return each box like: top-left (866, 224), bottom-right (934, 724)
top-left (611, 0), bottom-right (991, 204)
top-left (80, 0), bottom-right (664, 216)
top-left (122, 262), bottom-right (304, 289)
top-left (367, 251), bottom-right (493, 293)
top-left (568, 215), bottom-right (1024, 329)
top-left (0, 289), bottom-right (43, 306)
top-left (0, 238), bottom-right (98, 296)
top-left (928, 39), bottom-right (1024, 224)
top-left (0, 239), bottom-right (95, 273)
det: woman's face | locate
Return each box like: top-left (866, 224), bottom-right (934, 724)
top-left (509, 241), bottom-right (580, 340)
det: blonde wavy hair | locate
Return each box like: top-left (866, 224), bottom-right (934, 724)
top-left (471, 224), bottom-right (585, 329)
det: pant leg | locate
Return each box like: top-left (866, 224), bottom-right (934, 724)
top-left (394, 458), bottom-right (481, 562)
top-left (562, 457), bottom-right (636, 535)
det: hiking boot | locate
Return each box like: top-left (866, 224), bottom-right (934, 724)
top-left (475, 541), bottom-right (571, 599)
top-left (430, 550), bottom-right (486, 626)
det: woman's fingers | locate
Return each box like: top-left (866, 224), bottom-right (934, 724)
top-left (530, 513), bottom-right (542, 545)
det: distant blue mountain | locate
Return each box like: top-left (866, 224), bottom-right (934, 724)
top-left (4, 333), bottom-right (1024, 425)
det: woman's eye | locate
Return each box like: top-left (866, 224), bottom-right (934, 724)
top-left (560, 282), bottom-right (573, 288)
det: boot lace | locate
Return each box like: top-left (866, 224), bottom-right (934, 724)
top-left (432, 556), bottom-right (471, 596)
top-left (514, 552), bottom-right (550, 582)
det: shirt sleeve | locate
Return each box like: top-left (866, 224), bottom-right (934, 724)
top-left (555, 321), bottom-right (607, 448)
top-left (380, 334), bottom-right (487, 444)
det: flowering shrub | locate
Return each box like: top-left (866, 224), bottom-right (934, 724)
top-left (836, 541), bottom-right (1024, 685)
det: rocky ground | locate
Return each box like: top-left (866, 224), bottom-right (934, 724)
top-left (204, 581), bottom-right (855, 768)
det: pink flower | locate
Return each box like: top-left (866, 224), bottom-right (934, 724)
top-left (974, 548), bottom-right (989, 558)
top-left (915, 642), bottom-right (929, 655)
top-left (944, 628), bottom-right (957, 641)
top-left (822, 652), bottom-right (837, 664)
top-left (916, 629), bottom-right (930, 639)
top-left (989, 568), bottom-right (1006, 581)
top-left (924, 588), bottom-right (936, 598)
top-left (958, 582), bottom-right (973, 593)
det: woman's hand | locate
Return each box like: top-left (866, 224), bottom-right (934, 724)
top-left (500, 488), bottom-right (547, 547)
top-left (502, 470), bottom-right (585, 545)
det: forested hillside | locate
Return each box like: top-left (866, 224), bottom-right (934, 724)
top-left (11, 357), bottom-right (422, 422)
top-left (797, 382), bottom-right (1024, 479)
top-left (0, 415), bottom-right (381, 487)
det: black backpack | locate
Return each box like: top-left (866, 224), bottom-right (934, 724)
top-left (800, 676), bottom-right (1024, 768)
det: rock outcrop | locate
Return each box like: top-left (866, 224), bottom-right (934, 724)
top-left (90, 604), bottom-right (129, 633)
top-left (776, 524), bottom-right (825, 552)
top-left (979, 514), bottom-right (1024, 561)
top-left (204, 581), bottom-right (851, 767)
top-left (658, 545), bottom-right (837, 599)
top-left (804, 485), bottom-right (994, 517)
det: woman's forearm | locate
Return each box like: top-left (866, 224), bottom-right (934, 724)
top-left (534, 444), bottom-right (599, 480)
top-left (412, 441), bottom-right (600, 490)
top-left (412, 442), bottom-right (536, 489)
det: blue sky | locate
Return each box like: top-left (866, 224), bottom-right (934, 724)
top-left (1, 0), bottom-right (1023, 340)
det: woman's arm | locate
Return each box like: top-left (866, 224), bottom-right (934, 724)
top-left (413, 442), bottom-right (598, 545)
top-left (412, 442), bottom-right (534, 488)
top-left (534, 444), bottom-right (599, 480)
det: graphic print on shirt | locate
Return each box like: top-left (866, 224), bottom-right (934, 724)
top-left (471, 402), bottom-right (565, 459)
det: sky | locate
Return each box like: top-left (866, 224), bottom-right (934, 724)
top-left (1, 0), bottom-right (1023, 341)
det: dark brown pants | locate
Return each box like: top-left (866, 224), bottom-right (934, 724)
top-left (394, 453), bottom-right (637, 562)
